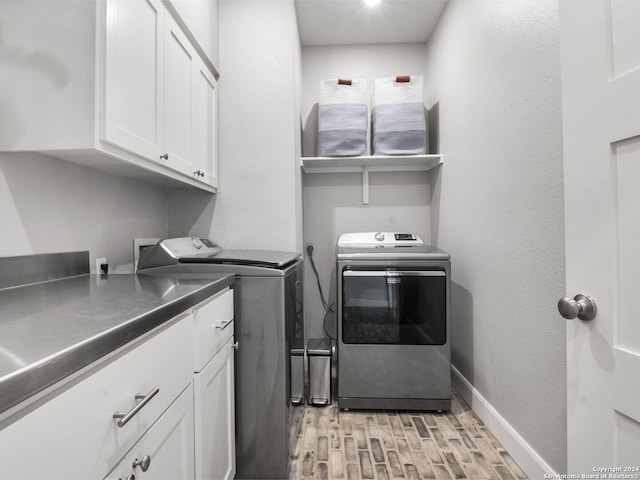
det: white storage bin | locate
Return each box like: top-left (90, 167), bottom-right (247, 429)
top-left (317, 79), bottom-right (368, 157)
top-left (372, 75), bottom-right (427, 155)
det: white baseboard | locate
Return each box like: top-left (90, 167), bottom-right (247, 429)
top-left (451, 365), bottom-right (557, 479)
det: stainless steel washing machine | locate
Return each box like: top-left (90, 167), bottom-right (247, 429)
top-left (337, 232), bottom-right (451, 411)
top-left (137, 237), bottom-right (304, 479)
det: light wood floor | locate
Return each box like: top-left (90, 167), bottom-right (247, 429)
top-left (289, 391), bottom-right (528, 480)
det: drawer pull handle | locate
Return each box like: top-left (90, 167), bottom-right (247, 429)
top-left (215, 319), bottom-right (234, 330)
top-left (113, 387), bottom-right (160, 427)
top-left (232, 341), bottom-right (239, 350)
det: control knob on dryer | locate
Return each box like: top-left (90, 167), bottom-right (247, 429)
top-left (374, 232), bottom-right (385, 242)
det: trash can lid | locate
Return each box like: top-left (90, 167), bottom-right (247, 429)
top-left (307, 337), bottom-right (332, 356)
top-left (291, 338), bottom-right (305, 355)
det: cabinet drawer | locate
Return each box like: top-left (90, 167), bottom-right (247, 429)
top-left (0, 315), bottom-right (193, 479)
top-left (105, 383), bottom-right (195, 480)
top-left (193, 288), bottom-right (234, 372)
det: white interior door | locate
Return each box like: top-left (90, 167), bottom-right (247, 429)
top-left (560, 0), bottom-right (640, 474)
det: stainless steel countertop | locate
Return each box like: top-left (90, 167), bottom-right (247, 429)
top-left (0, 273), bottom-right (234, 418)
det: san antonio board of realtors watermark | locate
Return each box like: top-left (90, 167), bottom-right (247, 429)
top-left (544, 467), bottom-right (640, 480)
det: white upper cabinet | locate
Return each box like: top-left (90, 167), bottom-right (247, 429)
top-left (194, 64), bottom-right (218, 188)
top-left (103, 0), bottom-right (165, 161)
top-left (0, 0), bottom-right (218, 192)
top-left (165, 0), bottom-right (220, 72)
top-left (163, 13), bottom-right (196, 176)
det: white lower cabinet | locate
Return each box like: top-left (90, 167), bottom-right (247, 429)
top-left (192, 288), bottom-right (236, 480)
top-left (105, 384), bottom-right (195, 480)
top-left (194, 337), bottom-right (236, 480)
top-left (0, 288), bottom-right (236, 480)
top-left (0, 286), bottom-right (237, 480)
top-left (0, 315), bottom-right (193, 479)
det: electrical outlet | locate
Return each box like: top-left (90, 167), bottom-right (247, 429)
top-left (95, 257), bottom-right (107, 274)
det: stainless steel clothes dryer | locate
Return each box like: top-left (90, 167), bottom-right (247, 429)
top-left (337, 232), bottom-right (451, 411)
top-left (137, 237), bottom-right (304, 479)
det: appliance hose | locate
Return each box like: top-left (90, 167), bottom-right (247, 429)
top-left (306, 244), bottom-right (336, 340)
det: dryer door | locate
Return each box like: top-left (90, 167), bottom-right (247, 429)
top-left (341, 269), bottom-right (446, 345)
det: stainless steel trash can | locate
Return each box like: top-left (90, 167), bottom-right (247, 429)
top-left (307, 338), bottom-right (332, 406)
top-left (290, 339), bottom-right (305, 405)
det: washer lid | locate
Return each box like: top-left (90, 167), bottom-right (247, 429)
top-left (137, 237), bottom-right (301, 270)
top-left (180, 249), bottom-right (301, 269)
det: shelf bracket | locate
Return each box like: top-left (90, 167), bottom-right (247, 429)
top-left (362, 165), bottom-right (370, 205)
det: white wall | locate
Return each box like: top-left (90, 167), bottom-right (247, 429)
top-left (0, 152), bottom-right (168, 271)
top-left (173, 0), bottom-right (303, 252)
top-left (424, 0), bottom-right (566, 474)
top-left (301, 44), bottom-right (432, 339)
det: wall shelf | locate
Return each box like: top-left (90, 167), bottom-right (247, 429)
top-left (300, 154), bottom-right (442, 204)
top-left (301, 154), bottom-right (442, 174)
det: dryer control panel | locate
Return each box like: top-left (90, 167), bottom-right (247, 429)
top-left (337, 232), bottom-right (424, 247)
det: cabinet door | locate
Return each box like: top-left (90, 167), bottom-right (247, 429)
top-left (105, 384), bottom-right (195, 480)
top-left (164, 13), bottom-right (195, 176)
top-left (102, 0), bottom-right (164, 161)
top-left (194, 61), bottom-right (218, 187)
top-left (169, 0), bottom-right (220, 70)
top-left (194, 338), bottom-right (236, 480)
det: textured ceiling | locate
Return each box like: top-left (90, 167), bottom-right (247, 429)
top-left (294, 0), bottom-right (449, 46)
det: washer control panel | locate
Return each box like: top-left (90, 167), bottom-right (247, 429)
top-left (160, 237), bottom-right (221, 257)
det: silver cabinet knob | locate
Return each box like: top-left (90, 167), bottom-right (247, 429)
top-left (132, 455), bottom-right (151, 472)
top-left (160, 153), bottom-right (169, 160)
top-left (558, 294), bottom-right (597, 321)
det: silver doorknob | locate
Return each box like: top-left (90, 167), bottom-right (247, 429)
top-left (558, 294), bottom-right (597, 321)
top-left (132, 455), bottom-right (151, 472)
